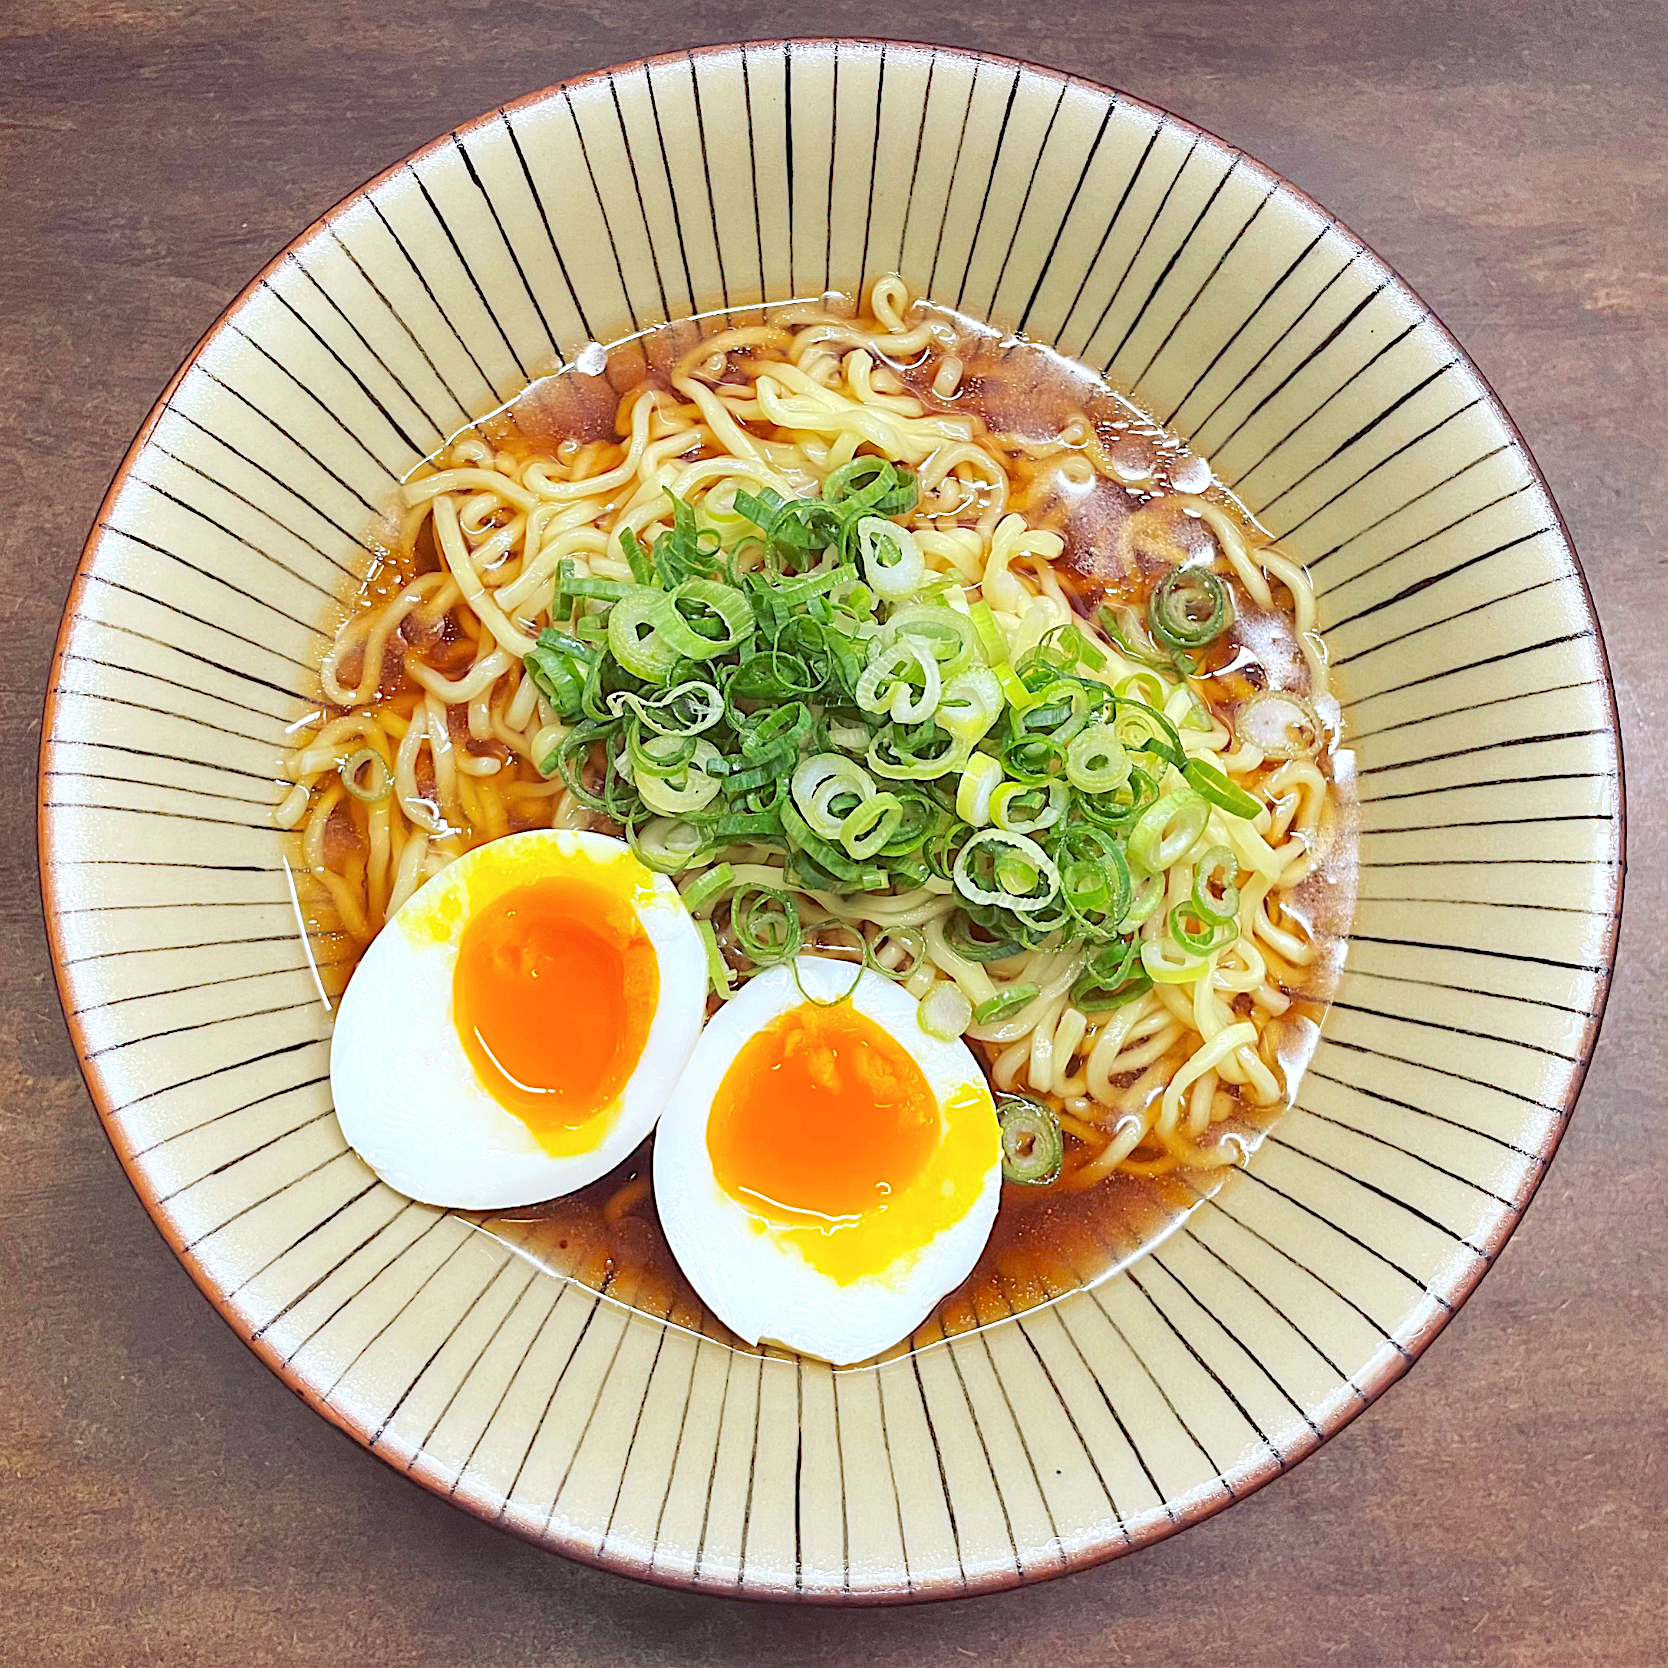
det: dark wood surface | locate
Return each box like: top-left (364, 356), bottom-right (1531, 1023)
top-left (3, 3), bottom-right (1663, 1664)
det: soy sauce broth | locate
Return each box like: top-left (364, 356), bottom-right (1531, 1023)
top-left (434, 290), bottom-right (1358, 1363)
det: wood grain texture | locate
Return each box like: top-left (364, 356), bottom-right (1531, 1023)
top-left (2, 2), bottom-right (1662, 1664)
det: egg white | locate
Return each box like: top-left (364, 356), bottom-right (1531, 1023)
top-left (330, 829), bottom-right (706, 1210)
top-left (654, 958), bottom-right (1002, 1365)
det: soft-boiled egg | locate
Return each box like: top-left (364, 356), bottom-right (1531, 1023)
top-left (331, 829), bottom-right (705, 1209)
top-left (654, 958), bottom-right (1002, 1364)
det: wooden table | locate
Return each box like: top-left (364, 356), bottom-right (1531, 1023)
top-left (4, 3), bottom-right (1662, 1663)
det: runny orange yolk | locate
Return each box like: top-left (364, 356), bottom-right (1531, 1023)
top-left (707, 1001), bottom-right (939, 1226)
top-left (452, 876), bottom-right (658, 1147)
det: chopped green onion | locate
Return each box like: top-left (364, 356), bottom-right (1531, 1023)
top-left (996, 1095), bottom-right (1064, 1186)
top-left (1169, 901), bottom-right (1235, 956)
top-left (855, 516), bottom-right (925, 600)
top-left (731, 885), bottom-right (802, 967)
top-left (698, 917), bottom-right (735, 998)
top-left (857, 636), bottom-right (941, 723)
top-left (489, 473), bottom-right (1279, 1011)
top-left (990, 779), bottom-right (1067, 835)
top-left (1191, 846), bottom-right (1240, 925)
top-left (882, 605), bottom-right (977, 676)
top-left (1055, 823), bottom-right (1132, 935)
top-left (1070, 939), bottom-right (1150, 1012)
top-left (628, 815), bottom-right (712, 874)
top-left (968, 599), bottom-right (1009, 666)
top-left (607, 588), bottom-right (680, 683)
top-left (1128, 790), bottom-right (1210, 874)
top-left (554, 562), bottom-right (633, 604)
top-left (1065, 723), bottom-right (1131, 794)
top-left (936, 666), bottom-right (1004, 742)
top-left (867, 721), bottom-right (968, 781)
top-left (974, 984), bottom-right (1041, 1024)
top-left (1183, 757), bottom-right (1261, 819)
top-left (682, 862), bottom-right (736, 913)
top-left (340, 747), bottom-right (391, 803)
top-left (955, 752), bottom-right (1003, 826)
top-left (1113, 698), bottom-right (1186, 768)
top-left (954, 829), bottom-right (1062, 915)
top-left (918, 982), bottom-right (974, 1040)
top-left (945, 909), bottom-right (1024, 963)
top-left (1121, 870), bottom-right (1167, 929)
top-left (1098, 603), bottom-right (1179, 675)
top-left (792, 751), bottom-right (876, 839)
top-left (657, 578), bottom-right (754, 660)
top-left (840, 791), bottom-right (903, 859)
top-left (1115, 670), bottom-right (1167, 708)
top-left (619, 526), bottom-right (656, 586)
top-left (1149, 565), bottom-right (1232, 651)
top-left (523, 627), bottom-right (594, 719)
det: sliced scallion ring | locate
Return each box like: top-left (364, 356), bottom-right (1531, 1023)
top-left (989, 778), bottom-right (1067, 835)
top-left (633, 734), bottom-right (724, 816)
top-left (1149, 564), bottom-right (1232, 651)
top-left (840, 791), bottom-right (903, 860)
top-left (918, 981), bottom-right (974, 1040)
top-left (856, 516), bottom-right (926, 601)
top-left (340, 747), bottom-right (391, 804)
top-left (606, 587), bottom-right (680, 683)
top-left (658, 578), bottom-right (755, 660)
top-left (1070, 939), bottom-right (1149, 1012)
top-left (867, 721), bottom-right (968, 781)
top-left (1169, 901), bottom-right (1235, 956)
top-left (730, 885), bottom-right (802, 967)
top-left (792, 751), bottom-right (876, 839)
top-left (955, 752), bottom-right (1004, 826)
top-left (1128, 790), bottom-right (1210, 874)
top-left (1183, 756), bottom-right (1262, 820)
top-left (1191, 845), bottom-right (1240, 925)
top-left (857, 636), bottom-right (941, 723)
top-left (1121, 870), bottom-right (1166, 929)
top-left (881, 604), bottom-right (977, 676)
top-left (872, 925), bottom-right (929, 981)
top-left (1114, 670), bottom-right (1167, 708)
top-left (997, 1095), bottom-right (1064, 1186)
top-left (945, 909), bottom-right (1025, 963)
top-left (937, 666), bottom-right (1005, 742)
top-left (974, 983), bottom-right (1041, 1024)
top-left (954, 829), bottom-right (1062, 915)
top-left (1065, 722), bottom-right (1130, 794)
top-left (1113, 697), bottom-right (1186, 768)
top-left (628, 815), bottom-right (713, 874)
top-left (1237, 689), bottom-right (1323, 760)
top-left (607, 679), bottom-right (725, 735)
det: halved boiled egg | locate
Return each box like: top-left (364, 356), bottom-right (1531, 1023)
top-left (654, 958), bottom-right (1002, 1365)
top-left (330, 829), bottom-right (705, 1209)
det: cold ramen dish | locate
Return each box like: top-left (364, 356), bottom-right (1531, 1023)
top-left (280, 275), bottom-right (1354, 1366)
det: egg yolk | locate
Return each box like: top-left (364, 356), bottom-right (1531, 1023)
top-left (452, 876), bottom-right (658, 1148)
top-left (707, 1001), bottom-right (939, 1226)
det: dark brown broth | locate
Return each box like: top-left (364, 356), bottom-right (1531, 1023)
top-left (443, 296), bottom-right (1358, 1362)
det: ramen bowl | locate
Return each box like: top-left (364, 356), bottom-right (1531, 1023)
top-left (39, 40), bottom-right (1623, 1599)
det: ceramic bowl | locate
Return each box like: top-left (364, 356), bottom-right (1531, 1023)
top-left (39, 39), bottom-right (1623, 1600)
